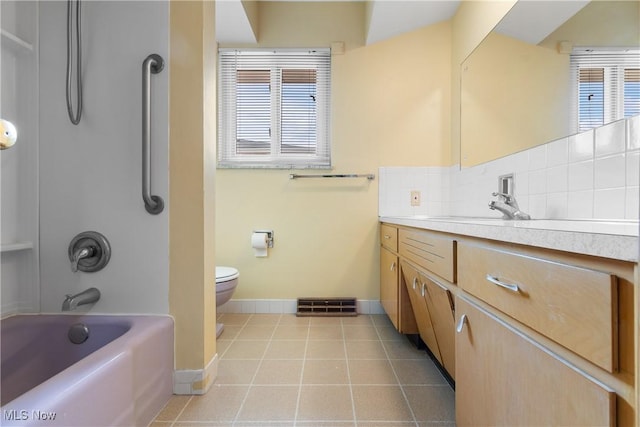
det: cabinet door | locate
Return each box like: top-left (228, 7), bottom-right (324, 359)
top-left (381, 247), bottom-right (417, 333)
top-left (380, 247), bottom-right (400, 330)
top-left (401, 261), bottom-right (441, 363)
top-left (455, 297), bottom-right (615, 427)
top-left (422, 273), bottom-right (455, 379)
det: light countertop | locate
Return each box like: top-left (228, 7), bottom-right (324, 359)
top-left (380, 216), bottom-right (639, 262)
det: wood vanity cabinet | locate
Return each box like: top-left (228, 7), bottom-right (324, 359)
top-left (397, 228), bottom-right (457, 379)
top-left (379, 224), bottom-right (417, 334)
top-left (455, 297), bottom-right (616, 426)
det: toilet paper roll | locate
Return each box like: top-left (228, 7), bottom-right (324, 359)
top-left (251, 232), bottom-right (269, 257)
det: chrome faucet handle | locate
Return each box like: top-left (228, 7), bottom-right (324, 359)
top-left (70, 246), bottom-right (95, 273)
top-left (491, 192), bottom-right (513, 203)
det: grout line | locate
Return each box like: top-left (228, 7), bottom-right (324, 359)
top-left (292, 315), bottom-right (312, 426)
top-left (373, 318), bottom-right (420, 427)
top-left (168, 395), bottom-right (194, 427)
top-left (341, 318), bottom-right (358, 427)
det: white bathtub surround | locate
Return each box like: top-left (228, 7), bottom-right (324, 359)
top-left (217, 299), bottom-right (385, 315)
top-left (38, 1), bottom-right (170, 314)
top-left (380, 116), bottom-right (640, 222)
top-left (173, 354), bottom-right (219, 395)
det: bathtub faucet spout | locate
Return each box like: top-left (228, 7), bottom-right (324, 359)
top-left (62, 287), bottom-right (101, 311)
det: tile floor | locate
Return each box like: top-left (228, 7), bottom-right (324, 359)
top-left (152, 313), bottom-right (455, 427)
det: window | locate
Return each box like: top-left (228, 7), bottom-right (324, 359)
top-left (218, 49), bottom-right (331, 168)
top-left (570, 49), bottom-right (640, 133)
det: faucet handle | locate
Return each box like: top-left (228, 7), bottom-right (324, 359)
top-left (491, 192), bottom-right (512, 202)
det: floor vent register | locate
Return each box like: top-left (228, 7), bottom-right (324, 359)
top-left (296, 297), bottom-right (358, 317)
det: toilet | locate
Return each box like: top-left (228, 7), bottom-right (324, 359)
top-left (215, 266), bottom-right (239, 338)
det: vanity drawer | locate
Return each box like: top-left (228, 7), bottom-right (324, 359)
top-left (458, 242), bottom-right (617, 373)
top-left (399, 229), bottom-right (456, 283)
top-left (380, 224), bottom-right (398, 252)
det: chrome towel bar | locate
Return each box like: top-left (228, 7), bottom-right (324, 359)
top-left (142, 54), bottom-right (164, 215)
top-left (289, 173), bottom-right (375, 180)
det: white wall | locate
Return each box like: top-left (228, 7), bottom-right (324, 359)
top-left (38, 1), bottom-right (170, 313)
top-left (1, 1), bottom-right (40, 316)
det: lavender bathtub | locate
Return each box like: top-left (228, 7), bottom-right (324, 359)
top-left (1, 315), bottom-right (173, 427)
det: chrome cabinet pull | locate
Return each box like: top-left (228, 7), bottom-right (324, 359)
top-left (456, 314), bottom-right (467, 333)
top-left (486, 274), bottom-right (520, 293)
top-left (142, 53), bottom-right (165, 215)
top-left (390, 262), bottom-right (396, 272)
top-left (421, 282), bottom-right (426, 297)
top-left (383, 234), bottom-right (391, 239)
top-left (412, 277), bottom-right (418, 290)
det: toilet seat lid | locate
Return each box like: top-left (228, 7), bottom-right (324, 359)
top-left (216, 266), bottom-right (239, 282)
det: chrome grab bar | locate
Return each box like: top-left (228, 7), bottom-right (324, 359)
top-left (142, 54), bottom-right (164, 215)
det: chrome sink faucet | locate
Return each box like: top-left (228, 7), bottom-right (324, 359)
top-left (488, 192), bottom-right (531, 220)
top-left (62, 287), bottom-right (101, 311)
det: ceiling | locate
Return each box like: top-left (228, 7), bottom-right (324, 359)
top-left (215, 0), bottom-right (461, 45)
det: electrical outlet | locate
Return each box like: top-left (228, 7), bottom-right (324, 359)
top-left (410, 191), bottom-right (421, 206)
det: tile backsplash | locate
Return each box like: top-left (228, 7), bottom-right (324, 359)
top-left (379, 115), bottom-right (640, 221)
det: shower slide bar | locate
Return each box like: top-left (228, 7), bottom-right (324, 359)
top-left (142, 54), bottom-right (165, 215)
top-left (289, 173), bottom-right (375, 180)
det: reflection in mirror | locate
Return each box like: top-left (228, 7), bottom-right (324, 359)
top-left (461, 1), bottom-right (640, 167)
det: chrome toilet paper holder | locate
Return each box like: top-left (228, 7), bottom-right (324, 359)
top-left (253, 230), bottom-right (274, 248)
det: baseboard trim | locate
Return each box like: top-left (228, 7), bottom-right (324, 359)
top-left (217, 299), bottom-right (384, 315)
top-left (173, 353), bottom-right (218, 395)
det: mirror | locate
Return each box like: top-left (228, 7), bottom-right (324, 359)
top-left (460, 1), bottom-right (640, 167)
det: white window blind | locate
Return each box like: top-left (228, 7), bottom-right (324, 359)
top-left (218, 49), bottom-right (331, 169)
top-left (570, 48), bottom-right (640, 133)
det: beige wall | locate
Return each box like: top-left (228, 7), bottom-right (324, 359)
top-left (450, 1), bottom-right (516, 165)
top-left (216, 2), bottom-right (451, 301)
top-left (170, 0), bottom-right (217, 374)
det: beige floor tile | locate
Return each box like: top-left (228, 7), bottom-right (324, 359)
top-left (215, 360), bottom-right (261, 384)
top-left (382, 339), bottom-right (429, 360)
top-left (308, 326), bottom-right (344, 340)
top-left (173, 423), bottom-right (233, 427)
top-left (297, 423), bottom-right (355, 427)
top-left (215, 339), bottom-right (233, 357)
top-left (278, 315), bottom-right (311, 325)
top-left (390, 359), bottom-right (447, 386)
top-left (236, 324), bottom-right (277, 340)
top-left (375, 326), bottom-right (405, 341)
top-left (253, 359), bottom-right (304, 385)
top-left (263, 340), bottom-right (307, 359)
top-left (221, 340), bottom-right (269, 360)
top-left (246, 314), bottom-right (282, 325)
top-left (345, 341), bottom-right (387, 360)
top-left (309, 317), bottom-right (343, 326)
top-left (348, 359), bottom-right (398, 385)
top-left (357, 423), bottom-right (416, 427)
top-left (153, 395), bottom-right (191, 421)
top-left (417, 422), bottom-right (456, 427)
top-left (404, 385), bottom-right (455, 422)
top-left (341, 315), bottom-right (373, 325)
top-left (370, 314), bottom-right (395, 326)
top-left (343, 325), bottom-right (380, 341)
top-left (272, 324), bottom-right (309, 340)
top-left (352, 385), bottom-right (414, 422)
top-left (235, 385), bottom-right (298, 421)
top-left (302, 359), bottom-right (349, 384)
top-left (178, 384), bottom-right (248, 422)
top-left (148, 422), bottom-right (173, 427)
top-left (297, 385), bottom-right (354, 421)
top-left (305, 340), bottom-right (346, 360)
top-left (218, 313), bottom-right (252, 326)
top-left (217, 324), bottom-right (243, 340)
